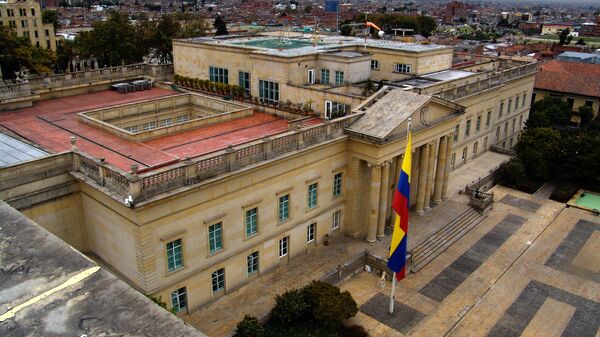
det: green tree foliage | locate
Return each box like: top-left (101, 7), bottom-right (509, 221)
top-left (340, 324), bottom-right (369, 337)
top-left (575, 38), bottom-right (586, 45)
top-left (214, 15), bottom-right (228, 36)
top-left (527, 96), bottom-right (571, 129)
top-left (233, 315), bottom-right (264, 337)
top-left (42, 10), bottom-right (60, 30)
top-left (578, 105), bottom-right (594, 127)
top-left (303, 5), bottom-right (312, 14)
top-left (305, 281), bottom-right (358, 328)
top-left (498, 158), bottom-right (528, 190)
top-left (76, 11), bottom-right (143, 67)
top-left (354, 13), bottom-right (437, 37)
top-left (271, 287), bottom-right (310, 323)
top-left (515, 127), bottom-right (561, 181)
top-left (0, 26), bottom-right (56, 79)
top-left (558, 28), bottom-right (570, 45)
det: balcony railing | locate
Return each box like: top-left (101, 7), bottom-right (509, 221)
top-left (67, 113), bottom-right (362, 204)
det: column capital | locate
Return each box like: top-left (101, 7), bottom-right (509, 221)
top-left (366, 162), bottom-right (381, 168)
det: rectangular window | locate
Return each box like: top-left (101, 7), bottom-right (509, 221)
top-left (245, 207), bottom-right (258, 237)
top-left (176, 114), bottom-right (189, 123)
top-left (321, 69), bottom-right (330, 84)
top-left (504, 122), bottom-right (508, 137)
top-left (483, 136), bottom-right (488, 149)
top-left (496, 127), bottom-right (500, 142)
top-left (515, 96), bottom-right (520, 111)
top-left (486, 110), bottom-right (492, 127)
top-left (258, 80), bottom-right (279, 104)
top-left (124, 125), bottom-right (139, 133)
top-left (454, 125), bottom-right (459, 142)
top-left (393, 63), bottom-right (411, 74)
top-left (278, 194), bottom-right (289, 222)
top-left (512, 119), bottom-right (516, 134)
top-left (473, 142), bottom-right (478, 156)
top-left (171, 287), bottom-right (187, 313)
top-left (46, 40), bottom-right (51, 49)
top-left (334, 71), bottom-right (344, 85)
top-left (211, 268), bottom-right (225, 293)
top-left (209, 66), bottom-right (228, 83)
top-left (566, 97), bottom-right (575, 110)
top-left (307, 183), bottom-right (318, 209)
top-left (208, 222), bottom-right (223, 254)
top-left (45, 29), bottom-right (49, 36)
top-left (499, 101), bottom-right (504, 118)
top-left (371, 60), bottom-right (379, 70)
top-left (166, 238), bottom-right (183, 272)
top-left (333, 172), bottom-right (342, 197)
top-left (34, 31), bottom-right (38, 38)
top-left (325, 101), bottom-right (347, 119)
top-left (247, 251), bottom-right (259, 276)
top-left (507, 98), bottom-right (512, 113)
top-left (21, 20), bottom-right (25, 28)
top-left (308, 69), bottom-right (315, 84)
top-left (143, 121), bottom-right (156, 131)
top-left (584, 100), bottom-right (593, 107)
top-left (159, 118), bottom-right (173, 127)
top-left (238, 71), bottom-right (250, 95)
top-left (307, 223), bottom-right (315, 243)
top-left (522, 93), bottom-right (526, 107)
top-left (279, 236), bottom-right (289, 258)
top-left (332, 210), bottom-right (341, 229)
top-left (519, 115), bottom-right (523, 129)
top-left (465, 119), bottom-right (471, 137)
top-left (31, 8), bottom-right (35, 16)
top-left (476, 115), bottom-right (481, 131)
top-left (462, 147), bottom-right (467, 162)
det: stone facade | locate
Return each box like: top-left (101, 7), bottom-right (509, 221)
top-left (0, 0), bottom-right (57, 50)
top-left (0, 38), bottom-right (537, 315)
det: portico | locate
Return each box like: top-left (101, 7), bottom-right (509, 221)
top-left (344, 87), bottom-right (463, 242)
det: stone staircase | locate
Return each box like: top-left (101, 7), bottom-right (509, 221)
top-left (410, 207), bottom-right (487, 272)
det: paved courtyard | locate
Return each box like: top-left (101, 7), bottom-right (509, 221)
top-left (342, 186), bottom-right (600, 337)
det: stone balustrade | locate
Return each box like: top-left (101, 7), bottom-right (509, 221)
top-left (427, 63), bottom-right (538, 102)
top-left (64, 113), bottom-right (362, 204)
top-left (0, 63), bottom-right (173, 100)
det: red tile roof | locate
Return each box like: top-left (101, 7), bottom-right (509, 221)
top-left (0, 89), bottom-right (313, 171)
top-left (534, 60), bottom-right (600, 98)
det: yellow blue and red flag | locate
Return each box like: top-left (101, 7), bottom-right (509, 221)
top-left (388, 131), bottom-right (412, 281)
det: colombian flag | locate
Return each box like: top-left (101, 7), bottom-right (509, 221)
top-left (387, 132), bottom-right (412, 281)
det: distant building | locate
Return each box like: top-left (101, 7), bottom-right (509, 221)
top-left (534, 60), bottom-right (600, 125)
top-left (557, 51), bottom-right (600, 65)
top-left (0, 0), bottom-right (57, 50)
top-left (443, 1), bottom-right (471, 25)
top-left (579, 17), bottom-right (600, 38)
top-left (541, 23), bottom-right (573, 36)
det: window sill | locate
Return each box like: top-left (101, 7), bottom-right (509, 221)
top-left (278, 218), bottom-right (291, 226)
top-left (165, 265), bottom-right (187, 278)
top-left (208, 248), bottom-right (224, 258)
top-left (244, 233), bottom-right (259, 241)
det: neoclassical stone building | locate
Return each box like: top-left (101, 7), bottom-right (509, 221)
top-left (0, 35), bottom-right (537, 314)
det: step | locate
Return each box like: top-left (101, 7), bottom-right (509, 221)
top-left (410, 208), bottom-right (486, 272)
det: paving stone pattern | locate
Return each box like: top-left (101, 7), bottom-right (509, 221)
top-left (499, 194), bottom-right (542, 212)
top-left (545, 219), bottom-right (600, 283)
top-left (360, 293), bottom-right (425, 334)
top-left (419, 214), bottom-right (527, 302)
top-left (487, 280), bottom-right (600, 337)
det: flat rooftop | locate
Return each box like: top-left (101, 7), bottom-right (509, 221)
top-left (181, 34), bottom-right (450, 57)
top-left (0, 88), bottom-right (321, 171)
top-left (0, 200), bottom-right (206, 337)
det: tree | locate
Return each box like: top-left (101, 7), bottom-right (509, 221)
top-left (0, 26), bottom-right (56, 79)
top-left (416, 15), bottom-right (437, 37)
top-left (76, 11), bottom-right (144, 67)
top-left (214, 15), bottom-right (228, 36)
top-left (558, 28), bottom-right (570, 45)
top-left (179, 19), bottom-right (209, 38)
top-left (303, 5), bottom-right (312, 14)
top-left (527, 95), bottom-right (571, 129)
top-left (271, 287), bottom-right (310, 323)
top-left (153, 14), bottom-right (180, 63)
top-left (233, 315), bottom-right (264, 337)
top-left (42, 10), bottom-right (60, 30)
top-left (305, 281), bottom-right (358, 328)
top-left (515, 127), bottom-right (562, 180)
top-left (578, 105), bottom-right (594, 127)
top-left (575, 38), bottom-right (586, 45)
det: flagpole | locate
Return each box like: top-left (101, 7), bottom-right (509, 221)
top-left (389, 117), bottom-right (412, 315)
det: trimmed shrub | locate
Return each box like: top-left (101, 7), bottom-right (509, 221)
top-left (233, 315), bottom-right (264, 337)
top-left (271, 287), bottom-right (310, 323)
top-left (305, 281), bottom-right (358, 328)
top-left (340, 324), bottom-right (369, 337)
